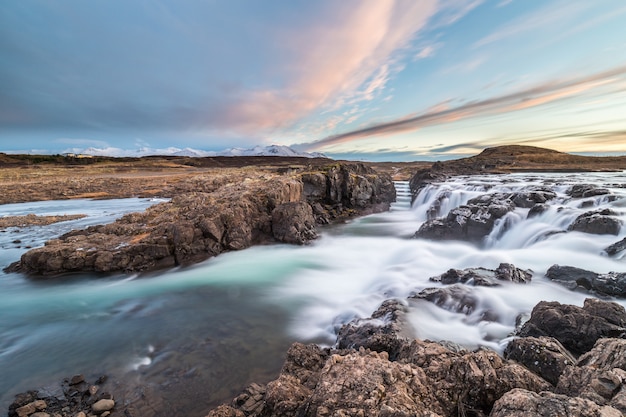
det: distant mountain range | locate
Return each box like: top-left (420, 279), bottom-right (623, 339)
top-left (64, 145), bottom-right (327, 159)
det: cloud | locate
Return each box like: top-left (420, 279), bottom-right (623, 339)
top-left (301, 64), bottom-right (626, 151)
top-left (473, 0), bottom-right (592, 48)
top-left (210, 1), bottom-right (439, 134)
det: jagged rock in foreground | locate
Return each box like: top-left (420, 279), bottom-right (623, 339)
top-left (6, 163), bottom-right (394, 276)
top-left (517, 298), bottom-right (626, 356)
top-left (205, 297), bottom-right (626, 417)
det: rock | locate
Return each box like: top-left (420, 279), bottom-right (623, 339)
top-left (546, 264), bottom-right (626, 297)
top-left (91, 399), bottom-right (114, 413)
top-left (490, 388), bottom-right (622, 417)
top-left (412, 284), bottom-right (480, 315)
top-left (567, 184), bottom-right (612, 198)
top-left (427, 263), bottom-right (531, 287)
top-left (30, 413), bottom-right (50, 417)
top-left (511, 190), bottom-right (556, 208)
top-left (335, 300), bottom-right (412, 360)
top-left (517, 299), bottom-right (626, 355)
top-left (527, 203), bottom-right (550, 219)
top-left (504, 336), bottom-right (575, 385)
top-left (205, 405), bottom-right (245, 417)
top-left (568, 209), bottom-right (622, 235)
top-left (271, 202), bottom-right (317, 244)
top-left (556, 339), bottom-right (626, 412)
top-left (415, 193), bottom-right (515, 243)
top-left (495, 262), bottom-right (533, 284)
top-left (15, 400), bottom-right (47, 417)
top-left (69, 374), bottom-right (85, 385)
top-left (397, 339), bottom-right (551, 416)
top-left (605, 237), bottom-right (626, 257)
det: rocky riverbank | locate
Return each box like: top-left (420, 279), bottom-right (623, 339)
top-left (5, 162), bottom-right (395, 276)
top-left (204, 293), bottom-right (626, 417)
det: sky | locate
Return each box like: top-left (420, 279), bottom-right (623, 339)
top-left (1, 0), bottom-right (626, 161)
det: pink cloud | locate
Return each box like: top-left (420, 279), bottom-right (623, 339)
top-left (210, 1), bottom-right (438, 134)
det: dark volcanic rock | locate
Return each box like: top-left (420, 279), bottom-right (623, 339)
top-left (518, 298), bottom-right (626, 355)
top-left (546, 264), bottom-right (626, 297)
top-left (504, 336), bottom-right (575, 386)
top-left (415, 193), bottom-right (515, 243)
top-left (568, 208), bottom-right (622, 235)
top-left (605, 237), bottom-right (626, 257)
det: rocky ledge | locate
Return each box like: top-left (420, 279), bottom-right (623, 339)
top-left (5, 163), bottom-right (394, 276)
top-left (206, 295), bottom-right (626, 417)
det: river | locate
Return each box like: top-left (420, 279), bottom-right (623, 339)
top-left (1, 172), bottom-right (626, 416)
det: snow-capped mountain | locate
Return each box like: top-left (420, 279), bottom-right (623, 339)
top-left (64, 145), bottom-right (326, 159)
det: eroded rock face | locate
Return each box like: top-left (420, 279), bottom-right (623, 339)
top-left (8, 164), bottom-right (395, 276)
top-left (517, 298), bottom-right (626, 355)
top-left (271, 202), bottom-right (317, 244)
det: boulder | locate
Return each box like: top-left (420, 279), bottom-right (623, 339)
top-left (510, 190), bottom-right (556, 208)
top-left (546, 264), bottom-right (626, 297)
top-left (556, 339), bottom-right (626, 413)
top-left (490, 388), bottom-right (622, 417)
top-left (335, 300), bottom-right (412, 360)
top-left (271, 202), bottom-right (317, 244)
top-left (568, 209), bottom-right (622, 235)
top-left (517, 299), bottom-right (626, 355)
top-left (567, 184), bottom-right (612, 198)
top-left (504, 336), bottom-right (575, 385)
top-left (527, 203), bottom-right (550, 219)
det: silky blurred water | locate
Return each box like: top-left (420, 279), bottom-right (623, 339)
top-left (1, 173), bottom-right (626, 416)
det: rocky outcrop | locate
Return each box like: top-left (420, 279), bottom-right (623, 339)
top-left (517, 298), bottom-right (626, 356)
top-left (568, 208), bottom-right (622, 235)
top-left (545, 264), bottom-right (626, 297)
top-left (415, 194), bottom-right (515, 243)
top-left (6, 163), bottom-right (394, 276)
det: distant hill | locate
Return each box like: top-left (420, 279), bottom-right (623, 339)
top-left (437, 145), bottom-right (626, 173)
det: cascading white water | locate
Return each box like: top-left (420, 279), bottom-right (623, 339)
top-left (1, 172), bottom-right (625, 415)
